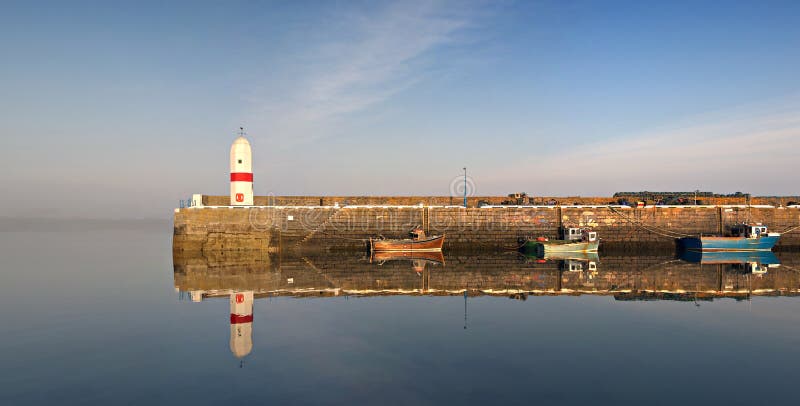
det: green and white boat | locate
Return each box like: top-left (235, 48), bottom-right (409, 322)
top-left (521, 227), bottom-right (599, 255)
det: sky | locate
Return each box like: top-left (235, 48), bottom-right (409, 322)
top-left (1, 0), bottom-right (799, 219)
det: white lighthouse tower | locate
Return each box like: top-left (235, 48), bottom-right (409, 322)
top-left (230, 128), bottom-right (254, 206)
top-left (229, 291), bottom-right (254, 360)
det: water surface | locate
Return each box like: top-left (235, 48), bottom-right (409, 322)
top-left (1, 223), bottom-right (799, 405)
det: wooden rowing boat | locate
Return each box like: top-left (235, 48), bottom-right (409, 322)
top-left (369, 228), bottom-right (444, 252)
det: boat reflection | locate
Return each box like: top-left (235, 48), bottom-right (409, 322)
top-left (370, 250), bottom-right (445, 275)
top-left (679, 250), bottom-right (781, 275)
top-left (519, 251), bottom-right (600, 290)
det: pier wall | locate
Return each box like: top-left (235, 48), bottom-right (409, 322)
top-left (173, 199), bottom-right (800, 253)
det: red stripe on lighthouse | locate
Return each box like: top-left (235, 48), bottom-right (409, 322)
top-left (230, 173), bottom-right (253, 182)
top-left (230, 314), bottom-right (253, 324)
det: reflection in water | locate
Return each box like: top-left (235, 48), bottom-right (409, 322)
top-left (229, 291), bottom-right (253, 362)
top-left (187, 288), bottom-right (255, 361)
top-left (679, 250), bottom-right (781, 275)
top-left (7, 226), bottom-right (800, 404)
top-left (370, 250), bottom-right (444, 275)
top-left (174, 251), bottom-right (800, 359)
top-left (174, 251), bottom-right (800, 298)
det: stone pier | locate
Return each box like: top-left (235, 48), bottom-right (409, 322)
top-left (173, 196), bottom-right (800, 253)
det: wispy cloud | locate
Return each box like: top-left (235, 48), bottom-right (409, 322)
top-left (487, 98), bottom-right (800, 195)
top-left (244, 1), bottom-right (477, 145)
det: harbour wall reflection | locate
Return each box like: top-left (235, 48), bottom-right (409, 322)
top-left (174, 251), bottom-right (800, 299)
top-left (174, 251), bottom-right (800, 360)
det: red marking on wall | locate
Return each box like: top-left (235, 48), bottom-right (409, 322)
top-left (230, 314), bottom-right (253, 324)
top-left (236, 193), bottom-right (244, 202)
top-left (235, 293), bottom-right (245, 303)
top-left (230, 173), bottom-right (253, 182)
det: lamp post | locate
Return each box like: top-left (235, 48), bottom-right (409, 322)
top-left (695, 189), bottom-right (699, 205)
top-left (463, 167), bottom-right (467, 208)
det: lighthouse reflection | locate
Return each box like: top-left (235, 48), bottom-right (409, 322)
top-left (183, 289), bottom-right (254, 361)
top-left (229, 291), bottom-right (254, 361)
top-left (173, 251), bottom-right (800, 360)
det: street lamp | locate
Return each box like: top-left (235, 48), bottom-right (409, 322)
top-left (463, 167), bottom-right (467, 208)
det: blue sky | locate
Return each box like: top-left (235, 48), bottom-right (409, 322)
top-left (1, 0), bottom-right (799, 218)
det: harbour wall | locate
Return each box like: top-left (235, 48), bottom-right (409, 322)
top-left (173, 197), bottom-right (800, 253)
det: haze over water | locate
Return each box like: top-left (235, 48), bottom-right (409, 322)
top-left (2, 223), bottom-right (799, 405)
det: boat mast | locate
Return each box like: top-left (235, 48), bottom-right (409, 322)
top-left (463, 290), bottom-right (468, 330)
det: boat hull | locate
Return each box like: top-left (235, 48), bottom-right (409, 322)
top-left (679, 250), bottom-right (780, 265)
top-left (370, 235), bottom-right (444, 252)
top-left (523, 240), bottom-right (599, 254)
top-left (543, 251), bottom-right (600, 262)
top-left (678, 235), bottom-right (779, 252)
top-left (520, 251), bottom-right (600, 262)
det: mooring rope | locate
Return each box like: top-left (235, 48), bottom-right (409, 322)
top-left (607, 206), bottom-right (694, 239)
top-left (300, 227), bottom-right (372, 242)
top-left (504, 238), bottom-right (533, 251)
top-left (780, 224), bottom-right (800, 234)
top-left (777, 263), bottom-right (800, 274)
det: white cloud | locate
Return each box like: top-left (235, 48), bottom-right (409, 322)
top-left (243, 1), bottom-right (476, 145)
top-left (486, 101), bottom-right (800, 196)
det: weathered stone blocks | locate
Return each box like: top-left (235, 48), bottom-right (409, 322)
top-left (174, 204), bottom-right (800, 253)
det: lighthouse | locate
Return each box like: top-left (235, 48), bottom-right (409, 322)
top-left (230, 129), bottom-right (254, 206)
top-left (229, 291), bottom-right (254, 360)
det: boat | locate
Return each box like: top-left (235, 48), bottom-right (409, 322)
top-left (542, 251), bottom-right (600, 262)
top-left (519, 250), bottom-right (599, 263)
top-left (521, 227), bottom-right (599, 255)
top-left (369, 228), bottom-right (444, 252)
top-left (677, 223), bottom-right (780, 252)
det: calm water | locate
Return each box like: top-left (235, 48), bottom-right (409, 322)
top-left (2, 222), bottom-right (799, 405)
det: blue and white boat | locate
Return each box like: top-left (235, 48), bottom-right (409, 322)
top-left (678, 223), bottom-right (780, 252)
